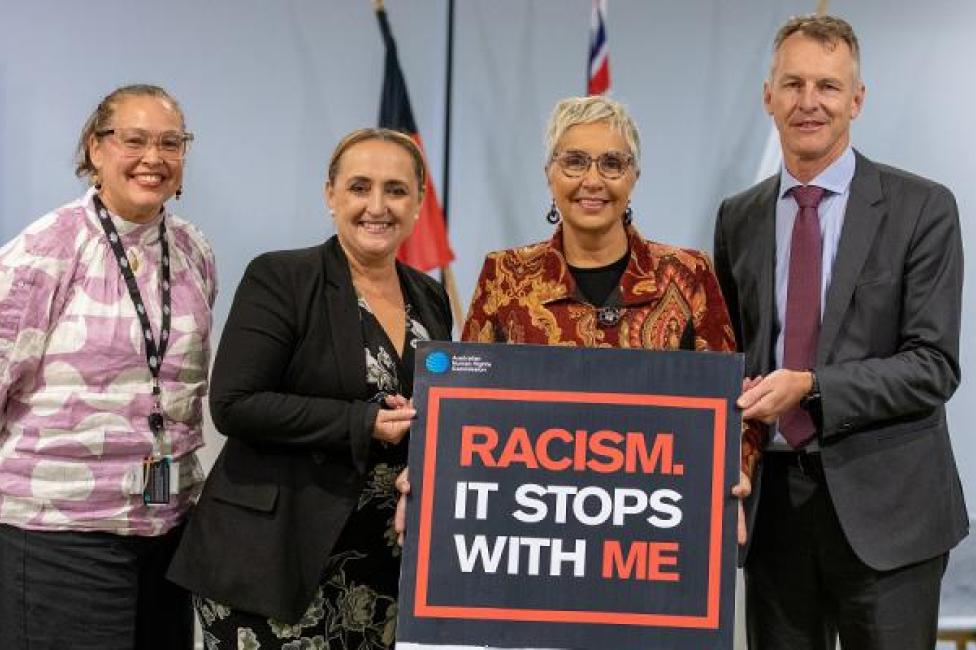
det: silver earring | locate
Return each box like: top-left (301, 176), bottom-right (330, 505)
top-left (623, 204), bottom-right (633, 225)
top-left (546, 200), bottom-right (560, 224)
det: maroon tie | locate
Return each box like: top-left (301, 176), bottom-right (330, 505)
top-left (779, 185), bottom-right (826, 449)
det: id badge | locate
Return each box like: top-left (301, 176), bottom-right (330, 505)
top-left (143, 456), bottom-right (172, 505)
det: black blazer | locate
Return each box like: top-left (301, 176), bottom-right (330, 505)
top-left (168, 236), bottom-right (452, 623)
top-left (714, 151), bottom-right (968, 570)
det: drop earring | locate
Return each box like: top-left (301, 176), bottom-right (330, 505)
top-left (546, 199), bottom-right (560, 225)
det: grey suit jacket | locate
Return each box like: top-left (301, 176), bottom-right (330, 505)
top-left (714, 151), bottom-right (968, 570)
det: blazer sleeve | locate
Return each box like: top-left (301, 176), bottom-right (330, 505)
top-left (712, 201), bottom-right (743, 349)
top-left (694, 250), bottom-right (766, 480)
top-left (209, 253), bottom-right (378, 467)
top-left (817, 183), bottom-right (963, 437)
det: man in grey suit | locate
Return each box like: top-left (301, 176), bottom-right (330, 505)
top-left (714, 14), bottom-right (968, 650)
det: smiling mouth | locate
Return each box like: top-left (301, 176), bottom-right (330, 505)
top-left (359, 221), bottom-right (395, 234)
top-left (576, 197), bottom-right (609, 210)
top-left (793, 120), bottom-right (826, 131)
top-left (131, 173), bottom-right (165, 187)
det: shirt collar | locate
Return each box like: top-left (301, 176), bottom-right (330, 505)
top-left (83, 186), bottom-right (166, 239)
top-left (778, 145), bottom-right (856, 199)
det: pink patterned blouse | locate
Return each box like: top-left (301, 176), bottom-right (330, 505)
top-left (0, 188), bottom-right (216, 536)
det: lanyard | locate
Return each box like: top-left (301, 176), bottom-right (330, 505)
top-left (92, 195), bottom-right (171, 454)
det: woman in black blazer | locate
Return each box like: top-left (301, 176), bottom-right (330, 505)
top-left (168, 128), bottom-right (452, 649)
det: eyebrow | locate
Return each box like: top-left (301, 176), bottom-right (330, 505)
top-left (345, 176), bottom-right (410, 186)
top-left (779, 73), bottom-right (846, 85)
top-left (561, 148), bottom-right (628, 155)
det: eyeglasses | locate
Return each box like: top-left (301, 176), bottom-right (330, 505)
top-left (551, 150), bottom-right (634, 179)
top-left (96, 128), bottom-right (194, 160)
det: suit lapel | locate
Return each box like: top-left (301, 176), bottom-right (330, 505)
top-left (322, 237), bottom-right (369, 397)
top-left (818, 152), bottom-right (885, 363)
top-left (399, 264), bottom-right (450, 341)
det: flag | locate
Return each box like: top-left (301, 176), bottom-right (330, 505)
top-left (754, 124), bottom-right (782, 183)
top-left (587, 0), bottom-right (611, 95)
top-left (376, 5), bottom-right (454, 272)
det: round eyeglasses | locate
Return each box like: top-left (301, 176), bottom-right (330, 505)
top-left (551, 150), bottom-right (634, 179)
top-left (96, 127), bottom-right (194, 161)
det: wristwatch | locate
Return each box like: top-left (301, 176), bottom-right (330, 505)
top-left (800, 370), bottom-right (821, 411)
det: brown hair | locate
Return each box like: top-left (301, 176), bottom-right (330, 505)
top-left (327, 128), bottom-right (426, 195)
top-left (74, 84), bottom-right (186, 182)
top-left (772, 14), bottom-right (861, 80)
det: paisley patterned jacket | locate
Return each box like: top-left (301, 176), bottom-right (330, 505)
top-left (462, 224), bottom-right (764, 478)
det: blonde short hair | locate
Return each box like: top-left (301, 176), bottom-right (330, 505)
top-left (544, 96), bottom-right (641, 171)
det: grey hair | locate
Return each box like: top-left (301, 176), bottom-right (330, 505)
top-left (544, 96), bottom-right (641, 171)
top-left (770, 14), bottom-right (861, 82)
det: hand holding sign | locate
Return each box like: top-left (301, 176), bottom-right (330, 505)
top-left (732, 470), bottom-right (751, 545)
top-left (372, 394), bottom-right (416, 444)
top-left (395, 467), bottom-right (410, 546)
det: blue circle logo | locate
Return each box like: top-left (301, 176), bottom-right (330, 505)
top-left (425, 351), bottom-right (450, 374)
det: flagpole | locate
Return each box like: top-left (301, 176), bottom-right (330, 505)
top-left (442, 0), bottom-right (454, 226)
top-left (374, 0), bottom-right (463, 330)
top-left (440, 0), bottom-right (464, 332)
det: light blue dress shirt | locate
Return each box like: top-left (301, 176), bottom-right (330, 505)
top-left (770, 145), bottom-right (856, 450)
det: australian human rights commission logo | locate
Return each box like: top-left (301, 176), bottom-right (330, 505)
top-left (425, 350), bottom-right (451, 374)
top-left (425, 350), bottom-right (493, 375)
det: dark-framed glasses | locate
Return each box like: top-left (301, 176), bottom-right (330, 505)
top-left (552, 150), bottom-right (634, 179)
top-left (96, 127), bottom-right (194, 160)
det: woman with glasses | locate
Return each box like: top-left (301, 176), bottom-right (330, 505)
top-left (396, 96), bottom-right (760, 552)
top-left (459, 95), bottom-right (761, 532)
top-left (0, 84), bottom-right (214, 650)
top-left (167, 128), bottom-right (452, 649)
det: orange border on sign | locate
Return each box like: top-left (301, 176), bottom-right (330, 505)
top-left (413, 386), bottom-right (728, 629)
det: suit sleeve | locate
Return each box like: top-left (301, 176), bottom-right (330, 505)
top-left (209, 254), bottom-right (378, 471)
top-left (696, 248), bottom-right (766, 480)
top-left (817, 184), bottom-right (963, 437)
top-left (712, 201), bottom-right (743, 349)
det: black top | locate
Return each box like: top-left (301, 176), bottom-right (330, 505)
top-left (167, 236), bottom-right (453, 623)
top-left (300, 296), bottom-right (429, 641)
top-left (568, 251), bottom-right (629, 306)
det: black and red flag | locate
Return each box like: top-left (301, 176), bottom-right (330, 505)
top-left (375, 3), bottom-right (455, 272)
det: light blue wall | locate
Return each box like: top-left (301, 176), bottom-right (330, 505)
top-left (2, 1), bottom-right (973, 514)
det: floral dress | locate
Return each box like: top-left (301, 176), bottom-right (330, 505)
top-left (195, 297), bottom-right (430, 650)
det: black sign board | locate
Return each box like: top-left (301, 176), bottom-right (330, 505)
top-left (397, 342), bottom-right (743, 650)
